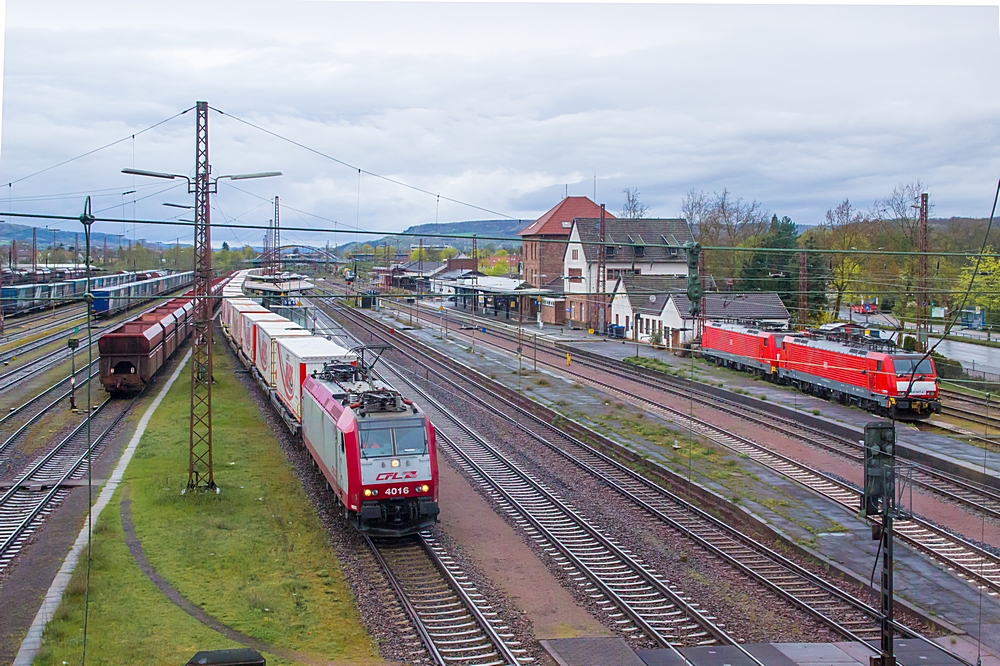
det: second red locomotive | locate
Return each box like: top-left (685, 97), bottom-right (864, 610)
top-left (702, 322), bottom-right (940, 419)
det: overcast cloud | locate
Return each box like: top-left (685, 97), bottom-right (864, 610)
top-left (2, 1), bottom-right (999, 248)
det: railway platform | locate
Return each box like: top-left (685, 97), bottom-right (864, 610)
top-left (541, 636), bottom-right (997, 666)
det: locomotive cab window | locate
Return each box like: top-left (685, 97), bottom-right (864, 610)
top-left (394, 427), bottom-right (428, 455)
top-left (359, 427), bottom-right (394, 458)
top-left (892, 358), bottom-right (933, 375)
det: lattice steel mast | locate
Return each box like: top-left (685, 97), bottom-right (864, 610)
top-left (188, 100), bottom-right (215, 491)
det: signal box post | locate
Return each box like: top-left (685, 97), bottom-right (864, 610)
top-left (863, 420), bottom-right (897, 666)
top-left (685, 242), bottom-right (702, 319)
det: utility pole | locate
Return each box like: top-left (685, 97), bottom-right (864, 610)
top-left (594, 204), bottom-right (607, 334)
top-left (74, 232), bottom-right (79, 271)
top-left (799, 251), bottom-right (808, 327)
top-left (274, 195), bottom-right (281, 276)
top-left (471, 235), bottom-right (478, 354)
top-left (917, 193), bottom-right (929, 350)
top-left (326, 240), bottom-right (330, 275)
top-left (31, 227), bottom-right (37, 273)
top-left (187, 100), bottom-right (215, 492)
top-left (103, 236), bottom-right (107, 268)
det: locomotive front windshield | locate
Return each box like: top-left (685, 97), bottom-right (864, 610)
top-left (359, 419), bottom-right (428, 458)
top-left (892, 357), bottom-right (934, 376)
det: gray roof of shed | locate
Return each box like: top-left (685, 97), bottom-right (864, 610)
top-left (574, 218), bottom-right (695, 263)
top-left (670, 291), bottom-right (790, 320)
top-left (617, 274), bottom-right (718, 315)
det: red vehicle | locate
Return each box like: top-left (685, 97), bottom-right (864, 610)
top-left (300, 352), bottom-right (439, 536)
top-left (851, 302), bottom-right (879, 314)
top-left (701, 322), bottom-right (788, 376)
top-left (702, 322), bottom-right (940, 419)
top-left (98, 277), bottom-right (228, 394)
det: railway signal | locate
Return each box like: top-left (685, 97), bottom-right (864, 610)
top-left (863, 420), bottom-right (898, 666)
top-left (685, 242), bottom-right (702, 317)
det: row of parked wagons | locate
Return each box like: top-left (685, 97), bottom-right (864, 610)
top-left (1, 270), bottom-right (191, 317)
top-left (97, 275), bottom-right (227, 394)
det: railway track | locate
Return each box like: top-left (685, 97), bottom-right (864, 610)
top-left (0, 303), bottom-right (88, 342)
top-left (0, 309), bottom-right (88, 357)
top-left (368, 532), bottom-right (531, 666)
top-left (341, 299), bottom-right (1000, 601)
top-left (0, 362), bottom-right (101, 457)
top-left (381, 296), bottom-right (1000, 522)
top-left (319, 304), bottom-right (753, 660)
top-left (0, 338), bottom-right (97, 395)
top-left (329, 304), bottom-right (962, 650)
top-left (0, 395), bottom-right (134, 572)
top-left (939, 389), bottom-right (1000, 432)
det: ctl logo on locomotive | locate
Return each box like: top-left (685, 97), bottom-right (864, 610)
top-left (375, 471), bottom-right (419, 481)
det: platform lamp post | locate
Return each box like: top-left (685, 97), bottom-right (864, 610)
top-left (123, 153), bottom-right (280, 493)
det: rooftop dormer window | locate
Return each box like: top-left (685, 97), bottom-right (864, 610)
top-left (634, 245), bottom-right (645, 258)
top-left (605, 246), bottom-right (616, 258)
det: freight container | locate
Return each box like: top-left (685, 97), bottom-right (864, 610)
top-left (255, 320), bottom-right (312, 387)
top-left (240, 311), bottom-right (287, 363)
top-left (275, 337), bottom-right (354, 423)
top-left (227, 301), bottom-right (267, 348)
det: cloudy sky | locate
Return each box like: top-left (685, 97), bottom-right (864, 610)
top-left (1, 1), bottom-right (999, 248)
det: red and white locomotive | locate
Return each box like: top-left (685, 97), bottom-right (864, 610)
top-left (221, 270), bottom-right (441, 537)
top-left (702, 322), bottom-right (941, 419)
top-left (300, 351), bottom-right (439, 536)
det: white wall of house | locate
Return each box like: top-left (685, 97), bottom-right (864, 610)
top-left (563, 226), bottom-right (589, 296)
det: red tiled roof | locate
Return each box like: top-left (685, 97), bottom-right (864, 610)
top-left (517, 196), bottom-right (615, 237)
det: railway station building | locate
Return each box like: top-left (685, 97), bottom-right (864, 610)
top-left (563, 217), bottom-right (694, 329)
top-left (518, 196), bottom-right (612, 289)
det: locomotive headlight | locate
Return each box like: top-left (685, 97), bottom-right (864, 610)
top-left (391, 459), bottom-right (400, 468)
top-left (420, 484), bottom-right (430, 492)
top-left (363, 489), bottom-right (372, 497)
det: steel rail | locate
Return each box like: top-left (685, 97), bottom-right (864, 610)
top-left (0, 396), bottom-right (135, 570)
top-left (316, 303), bottom-right (733, 660)
top-left (0, 361), bottom-right (98, 429)
top-left (0, 313), bottom-right (89, 361)
top-left (332, 303), bottom-right (888, 644)
top-left (382, 297), bottom-right (1000, 529)
top-left (367, 533), bottom-right (530, 666)
top-left (0, 367), bottom-right (100, 457)
top-left (328, 300), bottom-right (971, 666)
top-left (383, 362), bottom-right (759, 663)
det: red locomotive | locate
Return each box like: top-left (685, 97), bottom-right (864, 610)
top-left (702, 322), bottom-right (940, 419)
top-left (98, 277), bottom-right (228, 394)
top-left (300, 349), bottom-right (439, 536)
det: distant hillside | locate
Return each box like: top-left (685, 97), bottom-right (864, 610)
top-left (339, 219), bottom-right (525, 255)
top-left (0, 221), bottom-right (162, 249)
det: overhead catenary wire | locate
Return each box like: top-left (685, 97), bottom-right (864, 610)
top-left (208, 106), bottom-right (517, 221)
top-left (2, 107), bottom-right (195, 189)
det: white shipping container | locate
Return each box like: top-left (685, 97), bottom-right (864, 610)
top-left (255, 320), bottom-right (312, 386)
top-left (275, 336), bottom-right (354, 422)
top-left (228, 301), bottom-right (267, 347)
top-left (223, 298), bottom-right (257, 337)
top-left (240, 311), bottom-right (287, 362)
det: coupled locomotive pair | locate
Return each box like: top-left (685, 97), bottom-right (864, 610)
top-left (701, 322), bottom-right (940, 419)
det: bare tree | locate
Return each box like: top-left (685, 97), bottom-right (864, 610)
top-left (620, 188), bottom-right (649, 219)
top-left (684, 188), bottom-right (769, 280)
top-left (873, 180), bottom-right (930, 248)
top-left (681, 188), bottom-right (708, 237)
top-left (822, 198), bottom-right (870, 315)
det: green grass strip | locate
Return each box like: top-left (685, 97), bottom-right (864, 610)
top-left (35, 339), bottom-right (381, 665)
